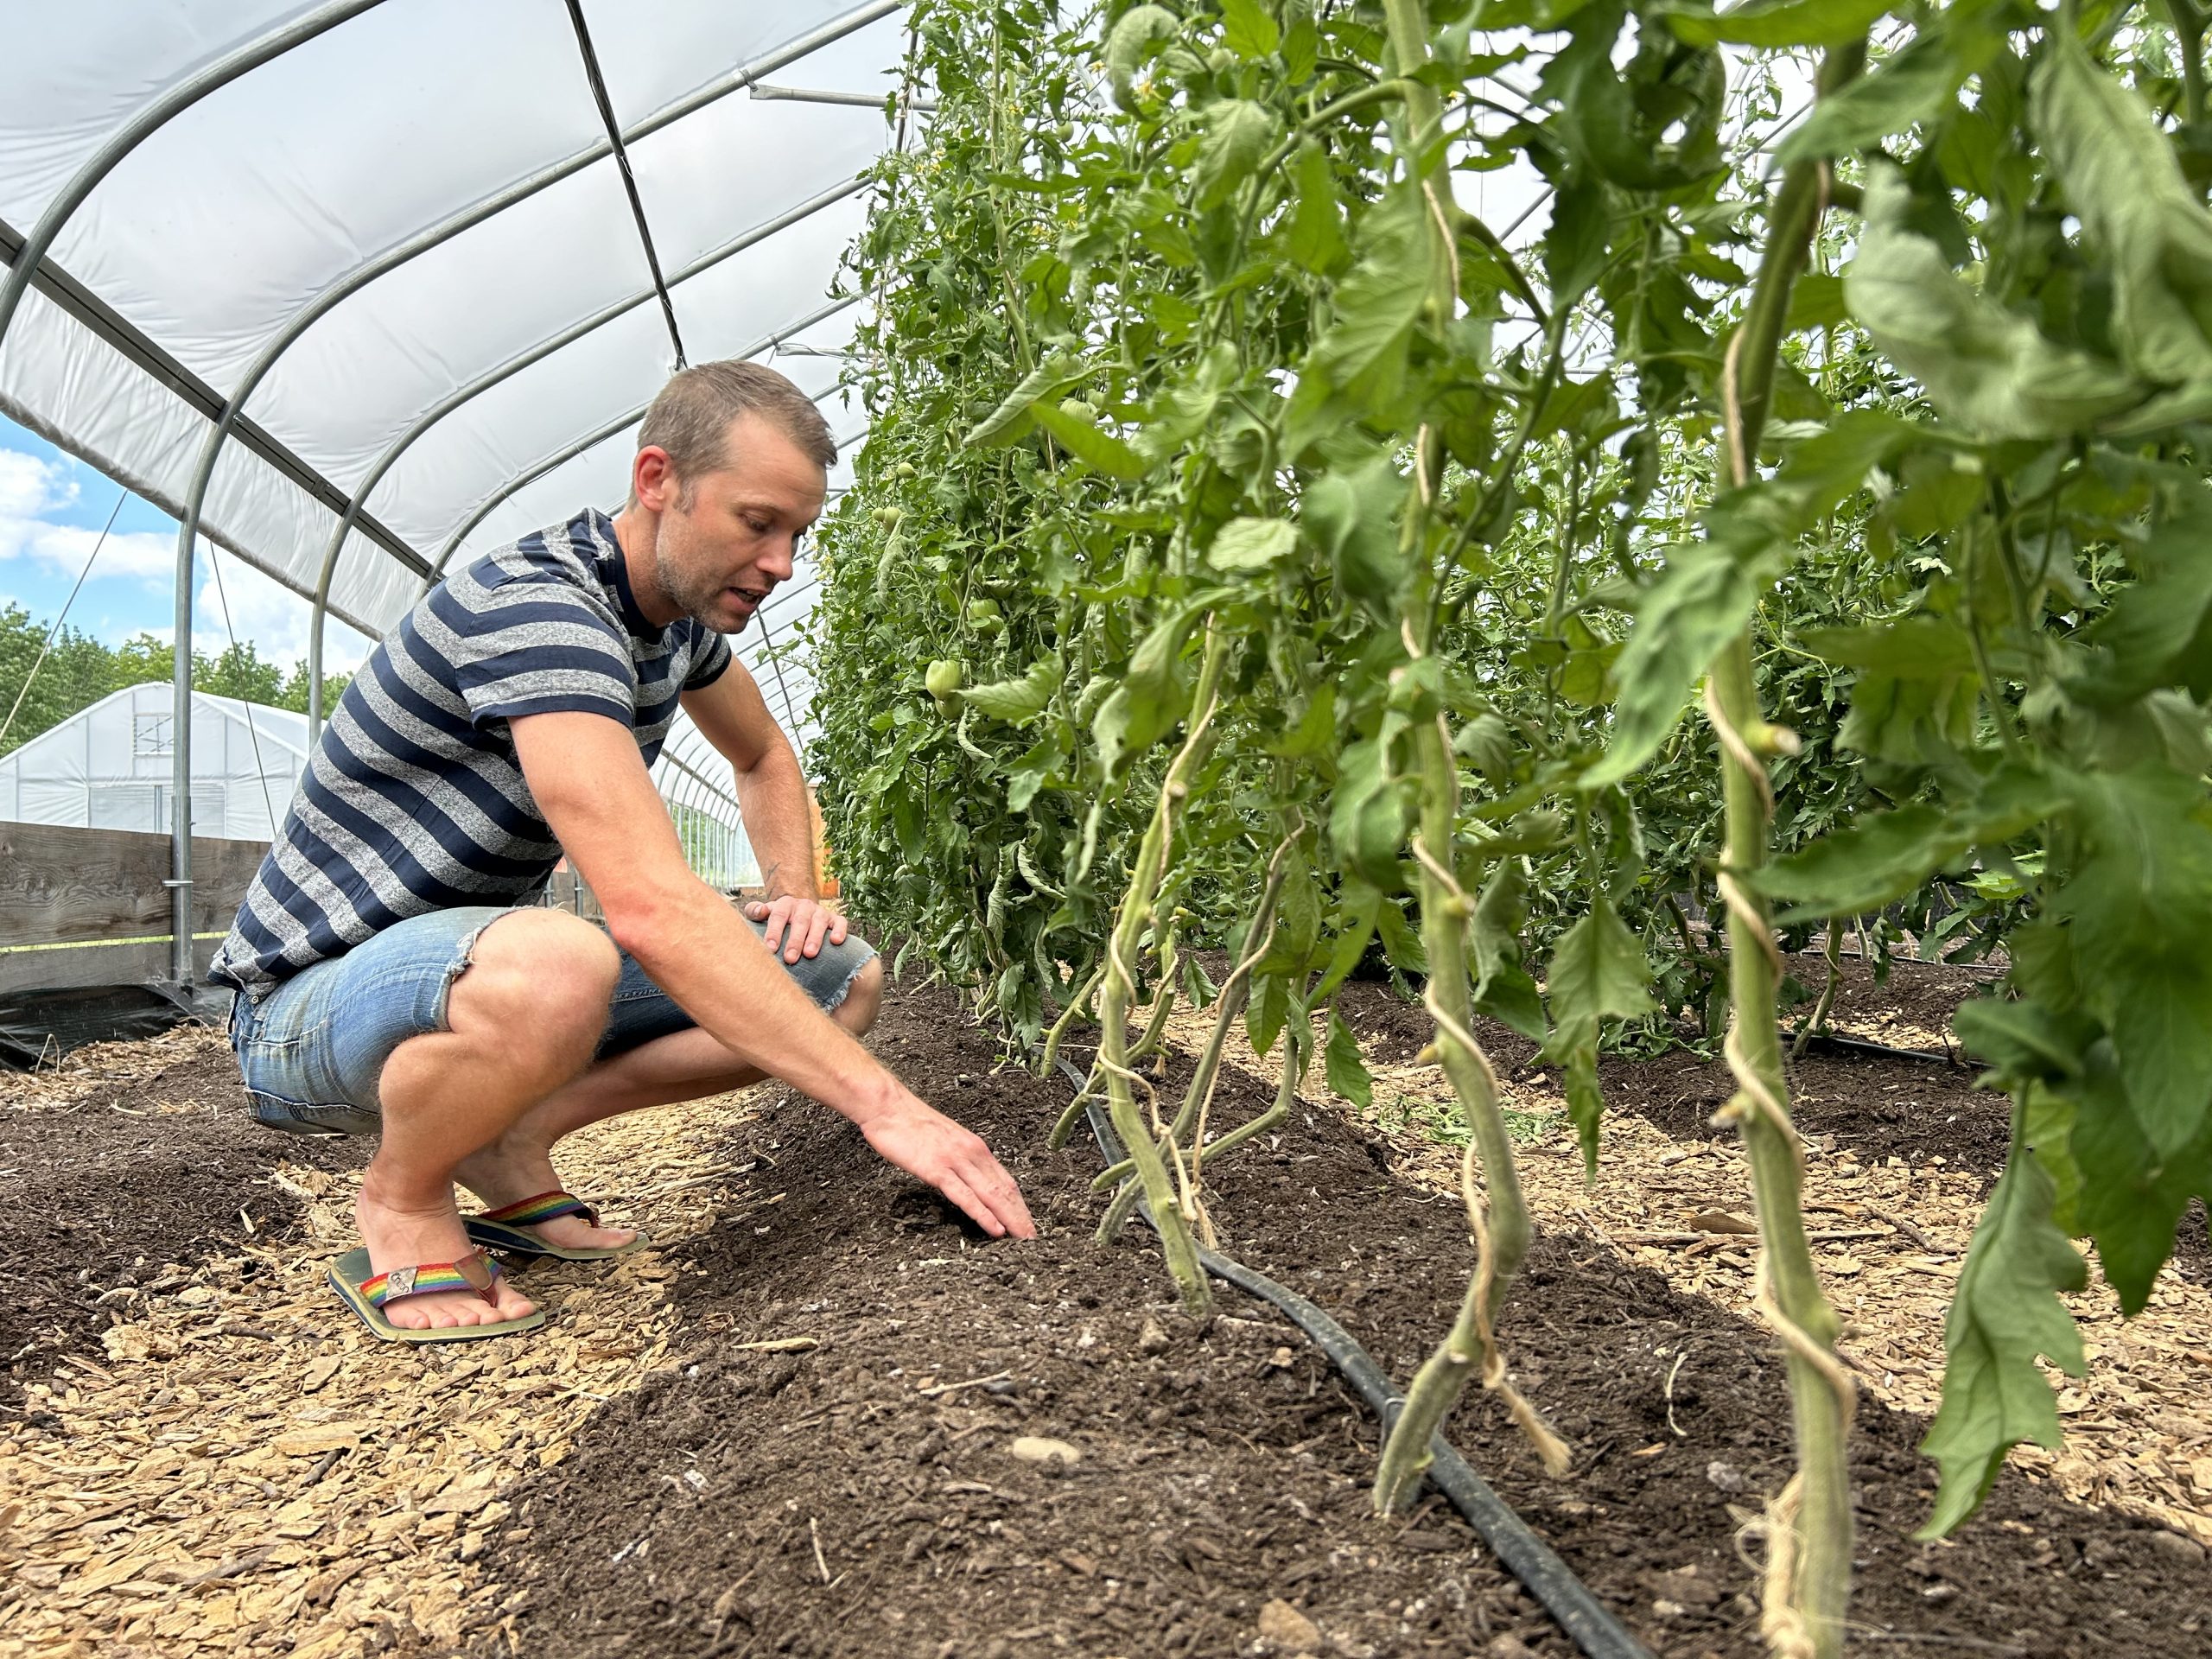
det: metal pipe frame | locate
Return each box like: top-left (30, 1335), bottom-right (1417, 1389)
top-left (303, 174), bottom-right (870, 740)
top-left (751, 84), bottom-right (939, 111)
top-left (151, 0), bottom-right (902, 984)
top-left (424, 293), bottom-right (864, 579)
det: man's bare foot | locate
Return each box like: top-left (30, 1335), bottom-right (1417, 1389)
top-left (452, 1138), bottom-right (638, 1254)
top-left (354, 1179), bottom-right (537, 1331)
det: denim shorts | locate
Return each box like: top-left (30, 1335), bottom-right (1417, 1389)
top-left (228, 905), bottom-right (877, 1137)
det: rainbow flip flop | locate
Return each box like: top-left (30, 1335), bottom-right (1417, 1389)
top-left (327, 1246), bottom-right (545, 1344)
top-left (462, 1190), bottom-right (647, 1262)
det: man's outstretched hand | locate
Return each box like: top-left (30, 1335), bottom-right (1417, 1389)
top-left (744, 893), bottom-right (848, 963)
top-left (861, 1097), bottom-right (1037, 1239)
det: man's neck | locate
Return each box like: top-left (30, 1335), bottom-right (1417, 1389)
top-left (608, 505), bottom-right (682, 628)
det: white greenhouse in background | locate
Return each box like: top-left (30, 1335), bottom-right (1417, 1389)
top-left (0, 683), bottom-right (305, 841)
top-left (0, 680), bottom-right (763, 888)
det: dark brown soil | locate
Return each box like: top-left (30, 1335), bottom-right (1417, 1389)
top-left (460, 982), bottom-right (2203, 1659)
top-left (0, 1033), bottom-right (367, 1402)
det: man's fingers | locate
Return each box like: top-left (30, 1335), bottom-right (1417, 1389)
top-left (801, 910), bottom-right (831, 960)
top-left (760, 897), bottom-right (794, 957)
top-left (934, 1170), bottom-right (1004, 1238)
top-left (961, 1147), bottom-right (1036, 1238)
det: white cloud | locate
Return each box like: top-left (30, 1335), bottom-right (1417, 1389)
top-left (0, 446), bottom-right (170, 583)
top-left (0, 448), bottom-right (72, 518)
top-left (0, 446), bottom-right (370, 673)
top-left (197, 550), bottom-right (370, 676)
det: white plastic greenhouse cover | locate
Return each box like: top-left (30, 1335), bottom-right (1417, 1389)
top-left (0, 0), bottom-right (904, 754)
top-left (0, 683), bottom-right (306, 842)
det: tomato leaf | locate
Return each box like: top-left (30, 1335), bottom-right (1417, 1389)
top-left (1287, 138), bottom-right (1349, 275)
top-left (1581, 542), bottom-right (1758, 787)
top-left (1207, 516), bottom-right (1299, 572)
top-left (1220, 0), bottom-right (1281, 60)
top-left (1847, 168), bottom-right (2142, 439)
top-left (1657, 0), bottom-right (1894, 49)
top-left (1325, 1008), bottom-right (1375, 1108)
top-left (957, 655), bottom-right (1064, 722)
top-left (2032, 27), bottom-right (2212, 387)
top-left (1193, 99), bottom-right (1279, 211)
top-left (1920, 1136), bottom-right (2087, 1538)
top-left (1028, 398), bottom-right (1150, 480)
top-left (1303, 453), bottom-right (1413, 612)
top-left (966, 353), bottom-right (1085, 447)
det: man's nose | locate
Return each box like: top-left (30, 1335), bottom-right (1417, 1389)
top-left (759, 537), bottom-right (797, 584)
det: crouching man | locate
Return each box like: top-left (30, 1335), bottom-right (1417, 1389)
top-left (210, 360), bottom-right (1033, 1342)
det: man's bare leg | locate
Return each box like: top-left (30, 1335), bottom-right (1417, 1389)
top-left (358, 910), bottom-right (621, 1330)
top-left (451, 957), bottom-right (884, 1252)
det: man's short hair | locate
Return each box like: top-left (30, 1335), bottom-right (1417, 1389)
top-left (635, 359), bottom-right (836, 503)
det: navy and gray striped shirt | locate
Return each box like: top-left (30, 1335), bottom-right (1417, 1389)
top-left (211, 508), bottom-right (730, 999)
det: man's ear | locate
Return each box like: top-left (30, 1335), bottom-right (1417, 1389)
top-left (632, 445), bottom-right (679, 512)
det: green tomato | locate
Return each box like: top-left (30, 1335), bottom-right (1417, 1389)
top-left (925, 659), bottom-right (964, 702)
top-left (1058, 397), bottom-right (1096, 422)
top-left (1206, 46), bottom-right (1234, 75)
top-left (894, 461), bottom-right (918, 480)
top-left (874, 505), bottom-right (903, 528)
top-left (965, 597), bottom-right (1002, 626)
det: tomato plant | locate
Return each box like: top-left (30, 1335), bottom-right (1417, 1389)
top-left (811, 3), bottom-right (2212, 1652)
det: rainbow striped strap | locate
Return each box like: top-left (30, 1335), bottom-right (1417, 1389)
top-left (362, 1249), bottom-right (500, 1309)
top-left (475, 1190), bottom-right (601, 1229)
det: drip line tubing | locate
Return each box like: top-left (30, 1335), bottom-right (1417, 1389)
top-left (1052, 1056), bottom-right (1650, 1659)
top-left (1787, 1027), bottom-right (1981, 1069)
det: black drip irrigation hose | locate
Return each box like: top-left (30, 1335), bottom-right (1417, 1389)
top-left (1053, 1057), bottom-right (1651, 1659)
top-left (1787, 1027), bottom-right (1983, 1069)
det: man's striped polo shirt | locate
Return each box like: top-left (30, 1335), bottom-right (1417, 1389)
top-left (210, 508), bottom-right (730, 1000)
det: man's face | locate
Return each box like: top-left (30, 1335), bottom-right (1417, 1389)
top-left (652, 413), bottom-right (826, 634)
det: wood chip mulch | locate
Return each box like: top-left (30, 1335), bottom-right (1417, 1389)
top-left (0, 1058), bottom-right (777, 1659)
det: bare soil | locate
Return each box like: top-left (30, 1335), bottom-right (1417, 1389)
top-left (1332, 970), bottom-right (2211, 1286)
top-left (0, 1032), bottom-right (366, 1406)
top-left (457, 981), bottom-right (2204, 1659)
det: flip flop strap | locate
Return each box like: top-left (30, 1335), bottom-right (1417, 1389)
top-left (363, 1251), bottom-right (501, 1309)
top-left (476, 1190), bottom-right (600, 1228)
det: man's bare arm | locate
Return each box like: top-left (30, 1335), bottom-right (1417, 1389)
top-left (511, 709), bottom-right (1033, 1238)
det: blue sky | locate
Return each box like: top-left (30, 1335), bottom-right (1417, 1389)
top-left (0, 412), bottom-right (369, 671)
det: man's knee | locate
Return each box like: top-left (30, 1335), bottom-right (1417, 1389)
top-left (450, 909), bottom-right (620, 1057)
top-left (836, 954), bottom-right (885, 1036)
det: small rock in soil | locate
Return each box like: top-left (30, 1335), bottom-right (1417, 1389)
top-left (2145, 1529), bottom-right (2207, 1567)
top-left (1007, 1435), bottom-right (1082, 1468)
top-left (1706, 1459), bottom-right (1747, 1492)
top-left (1650, 1565), bottom-right (1723, 1608)
top-left (1138, 1317), bottom-right (1170, 1353)
top-left (1256, 1598), bottom-right (1323, 1654)
top-left (1484, 1638), bottom-right (1540, 1659)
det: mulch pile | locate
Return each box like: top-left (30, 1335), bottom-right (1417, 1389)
top-left (461, 981), bottom-right (2207, 1659)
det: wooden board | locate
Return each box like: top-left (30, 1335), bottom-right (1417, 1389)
top-left (0, 823), bottom-right (267, 949)
top-left (0, 937), bottom-right (220, 995)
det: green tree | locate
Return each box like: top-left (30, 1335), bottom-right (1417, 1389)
top-left (194, 640), bottom-right (284, 705)
top-left (0, 603), bottom-right (118, 756)
top-left (111, 632), bottom-right (172, 688)
top-left (276, 658), bottom-right (351, 715)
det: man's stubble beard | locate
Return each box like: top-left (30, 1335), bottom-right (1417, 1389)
top-left (653, 516), bottom-right (748, 636)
